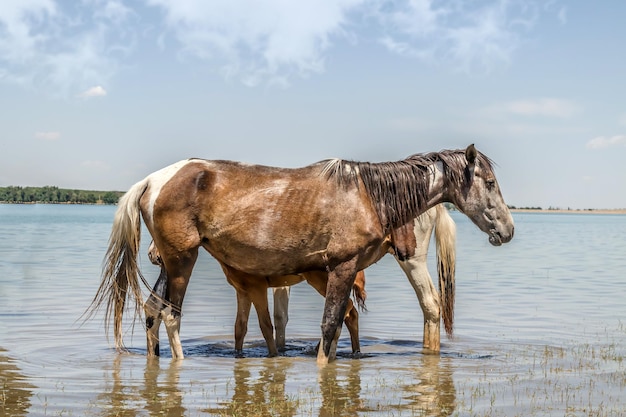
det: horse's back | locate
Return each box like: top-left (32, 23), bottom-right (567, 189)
top-left (140, 158), bottom-right (384, 276)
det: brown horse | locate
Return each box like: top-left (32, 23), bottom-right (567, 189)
top-left (90, 145), bottom-right (514, 363)
top-left (145, 241), bottom-right (366, 357)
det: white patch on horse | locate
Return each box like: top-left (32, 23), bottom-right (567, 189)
top-left (144, 159), bottom-right (194, 226)
top-left (250, 180), bottom-right (290, 246)
top-left (426, 162), bottom-right (446, 206)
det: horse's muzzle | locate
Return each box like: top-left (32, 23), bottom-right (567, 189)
top-left (489, 226), bottom-right (514, 246)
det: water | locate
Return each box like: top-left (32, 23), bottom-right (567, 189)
top-left (1, 204), bottom-right (625, 416)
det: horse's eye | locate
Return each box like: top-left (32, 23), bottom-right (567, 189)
top-left (486, 179), bottom-right (496, 190)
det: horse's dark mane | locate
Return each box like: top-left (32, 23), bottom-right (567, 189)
top-left (322, 149), bottom-right (494, 233)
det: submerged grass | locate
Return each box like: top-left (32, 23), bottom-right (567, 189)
top-left (194, 338), bottom-right (624, 416)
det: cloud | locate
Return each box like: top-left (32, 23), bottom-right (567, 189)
top-left (146, 0), bottom-right (365, 86)
top-left (586, 135), bottom-right (626, 150)
top-left (0, 0), bottom-right (555, 90)
top-left (486, 98), bottom-right (580, 118)
top-left (146, 0), bottom-right (548, 84)
top-left (79, 85), bottom-right (107, 98)
top-left (0, 1), bottom-right (135, 96)
top-left (371, 0), bottom-right (540, 73)
top-left (35, 131), bottom-right (61, 141)
top-left (557, 6), bottom-right (567, 25)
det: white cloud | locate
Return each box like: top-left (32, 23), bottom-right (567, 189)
top-left (371, 0), bottom-right (539, 73)
top-left (557, 6), bottom-right (567, 25)
top-left (146, 0), bottom-right (546, 84)
top-left (79, 85), bottom-right (107, 98)
top-left (586, 135), bottom-right (626, 150)
top-left (34, 131), bottom-right (61, 140)
top-left (0, 0), bottom-right (555, 90)
top-left (146, 0), bottom-right (365, 86)
top-left (0, 1), bottom-right (134, 96)
top-left (487, 98), bottom-right (580, 118)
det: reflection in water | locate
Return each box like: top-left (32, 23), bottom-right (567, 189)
top-left (96, 356), bottom-right (186, 417)
top-left (397, 355), bottom-right (456, 417)
top-left (83, 341), bottom-right (456, 416)
top-left (204, 352), bottom-right (456, 416)
top-left (141, 359), bottom-right (185, 416)
top-left (318, 360), bottom-right (365, 416)
top-left (318, 354), bottom-right (455, 416)
top-left (204, 358), bottom-right (298, 416)
top-left (0, 348), bottom-right (34, 417)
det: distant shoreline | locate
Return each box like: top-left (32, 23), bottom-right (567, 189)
top-left (2, 202), bottom-right (625, 215)
top-left (510, 208), bottom-right (626, 215)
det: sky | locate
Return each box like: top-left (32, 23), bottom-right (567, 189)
top-left (1, 1), bottom-right (625, 210)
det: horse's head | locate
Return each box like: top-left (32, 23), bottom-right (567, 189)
top-left (449, 144), bottom-right (514, 246)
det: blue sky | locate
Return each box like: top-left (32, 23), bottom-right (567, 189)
top-left (1, 1), bottom-right (625, 209)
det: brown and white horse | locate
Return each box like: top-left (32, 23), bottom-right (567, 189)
top-left (90, 145), bottom-right (514, 364)
top-left (146, 202), bottom-right (453, 357)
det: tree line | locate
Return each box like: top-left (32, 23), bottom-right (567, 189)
top-left (0, 186), bottom-right (123, 204)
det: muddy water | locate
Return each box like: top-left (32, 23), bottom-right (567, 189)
top-left (1, 205), bottom-right (625, 416)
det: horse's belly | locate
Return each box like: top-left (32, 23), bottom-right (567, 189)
top-left (201, 240), bottom-right (325, 276)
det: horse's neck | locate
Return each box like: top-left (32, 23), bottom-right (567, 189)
top-left (424, 161), bottom-right (448, 212)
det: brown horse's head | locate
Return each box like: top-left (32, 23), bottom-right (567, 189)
top-left (448, 144), bottom-right (514, 246)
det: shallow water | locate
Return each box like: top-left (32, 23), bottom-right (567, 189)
top-left (1, 205), bottom-right (625, 416)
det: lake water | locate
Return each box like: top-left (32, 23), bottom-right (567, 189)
top-left (1, 204), bottom-right (625, 416)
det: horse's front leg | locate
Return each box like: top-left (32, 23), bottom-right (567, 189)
top-left (234, 291), bottom-right (252, 356)
top-left (317, 264), bottom-right (357, 365)
top-left (273, 286), bottom-right (290, 351)
top-left (396, 257), bottom-right (441, 352)
top-left (145, 267), bottom-right (168, 357)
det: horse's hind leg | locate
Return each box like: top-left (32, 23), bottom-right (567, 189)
top-left (250, 288), bottom-right (278, 357)
top-left (222, 263), bottom-right (277, 357)
top-left (145, 241), bottom-right (167, 357)
top-left (273, 287), bottom-right (290, 351)
top-left (161, 248), bottom-right (198, 360)
top-left (343, 300), bottom-right (360, 354)
top-left (145, 266), bottom-right (167, 357)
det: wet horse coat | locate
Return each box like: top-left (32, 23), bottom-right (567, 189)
top-left (91, 145), bottom-right (514, 363)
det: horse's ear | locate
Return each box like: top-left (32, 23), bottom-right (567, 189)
top-left (465, 144), bottom-right (477, 165)
top-left (464, 144), bottom-right (477, 182)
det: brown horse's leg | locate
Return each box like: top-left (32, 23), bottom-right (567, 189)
top-left (222, 263), bottom-right (277, 357)
top-left (305, 271), bottom-right (361, 355)
top-left (145, 266), bottom-right (167, 357)
top-left (317, 262), bottom-right (357, 365)
top-left (343, 301), bottom-right (360, 354)
top-left (234, 290), bottom-right (252, 356)
top-left (273, 287), bottom-right (290, 351)
top-left (161, 248), bottom-right (198, 360)
top-left (250, 289), bottom-right (278, 357)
